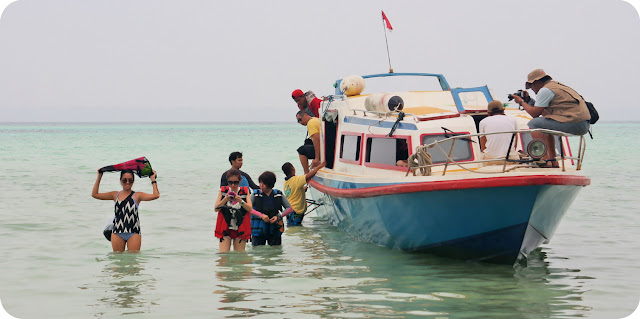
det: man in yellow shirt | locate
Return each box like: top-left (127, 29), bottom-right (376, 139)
top-left (296, 111), bottom-right (321, 174)
top-left (281, 161), bottom-right (325, 226)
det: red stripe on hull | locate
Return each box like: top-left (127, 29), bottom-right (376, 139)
top-left (309, 175), bottom-right (590, 199)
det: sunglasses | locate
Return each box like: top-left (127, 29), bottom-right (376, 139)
top-left (227, 180), bottom-right (240, 185)
top-left (121, 178), bottom-right (134, 184)
top-left (296, 117), bottom-right (302, 123)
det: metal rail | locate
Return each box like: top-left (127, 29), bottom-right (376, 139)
top-left (407, 129), bottom-right (586, 176)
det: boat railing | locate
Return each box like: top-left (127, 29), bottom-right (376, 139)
top-left (353, 109), bottom-right (421, 123)
top-left (407, 129), bottom-right (587, 176)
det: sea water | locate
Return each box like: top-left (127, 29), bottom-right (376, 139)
top-left (0, 122), bottom-right (638, 319)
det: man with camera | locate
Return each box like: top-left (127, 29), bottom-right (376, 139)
top-left (508, 90), bottom-right (535, 107)
top-left (509, 69), bottom-right (590, 166)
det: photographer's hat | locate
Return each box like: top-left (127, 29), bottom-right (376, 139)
top-left (487, 100), bottom-right (504, 113)
top-left (525, 69), bottom-right (551, 88)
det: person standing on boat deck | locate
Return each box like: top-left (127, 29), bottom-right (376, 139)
top-left (281, 161), bottom-right (326, 226)
top-left (296, 111), bottom-right (321, 174)
top-left (292, 89), bottom-right (321, 118)
top-left (479, 100), bottom-right (518, 163)
top-left (511, 69), bottom-right (590, 166)
top-left (250, 171), bottom-right (293, 246)
top-left (92, 169), bottom-right (159, 252)
top-left (220, 151), bottom-right (259, 190)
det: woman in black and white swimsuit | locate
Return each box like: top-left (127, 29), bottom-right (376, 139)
top-left (92, 169), bottom-right (159, 252)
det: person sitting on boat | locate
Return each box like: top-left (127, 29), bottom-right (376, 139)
top-left (296, 110), bottom-right (321, 174)
top-left (479, 100), bottom-right (518, 164)
top-left (250, 171), bottom-right (294, 246)
top-left (281, 161), bottom-right (326, 226)
top-left (220, 151), bottom-right (259, 190)
top-left (511, 69), bottom-right (590, 167)
top-left (396, 139), bottom-right (410, 167)
top-left (214, 169), bottom-right (254, 252)
top-left (292, 89), bottom-right (321, 118)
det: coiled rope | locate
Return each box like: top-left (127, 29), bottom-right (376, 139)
top-left (407, 145), bottom-right (432, 176)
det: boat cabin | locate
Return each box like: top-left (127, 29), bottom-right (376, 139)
top-left (318, 73), bottom-right (581, 176)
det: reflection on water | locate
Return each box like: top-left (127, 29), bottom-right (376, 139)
top-left (213, 217), bottom-right (592, 318)
top-left (83, 252), bottom-right (157, 316)
top-left (214, 253), bottom-right (254, 306)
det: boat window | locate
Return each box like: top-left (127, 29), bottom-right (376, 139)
top-left (458, 91), bottom-right (489, 108)
top-left (421, 134), bottom-right (473, 163)
top-left (365, 137), bottom-right (409, 166)
top-left (340, 135), bottom-right (361, 162)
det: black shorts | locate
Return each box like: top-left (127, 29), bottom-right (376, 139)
top-left (297, 144), bottom-right (316, 159)
top-left (252, 235), bottom-right (282, 246)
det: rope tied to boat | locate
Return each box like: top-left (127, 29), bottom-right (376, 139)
top-left (407, 144), bottom-right (432, 176)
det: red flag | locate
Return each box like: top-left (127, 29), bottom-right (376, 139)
top-left (381, 11), bottom-right (393, 31)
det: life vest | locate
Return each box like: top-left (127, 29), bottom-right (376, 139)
top-left (252, 189), bottom-right (284, 218)
top-left (214, 186), bottom-right (251, 240)
top-left (251, 189), bottom-right (285, 238)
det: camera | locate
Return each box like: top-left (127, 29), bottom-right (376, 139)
top-left (507, 90), bottom-right (526, 101)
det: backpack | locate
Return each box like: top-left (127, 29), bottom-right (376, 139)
top-left (585, 101), bottom-right (599, 124)
top-left (555, 82), bottom-right (598, 125)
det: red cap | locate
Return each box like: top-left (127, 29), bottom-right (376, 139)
top-left (292, 89), bottom-right (304, 98)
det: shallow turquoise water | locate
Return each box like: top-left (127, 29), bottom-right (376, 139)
top-left (0, 122), bottom-right (638, 318)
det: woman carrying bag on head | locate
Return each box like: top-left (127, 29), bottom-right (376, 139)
top-left (92, 169), bottom-right (159, 252)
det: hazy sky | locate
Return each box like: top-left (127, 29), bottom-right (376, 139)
top-left (0, 0), bottom-right (639, 122)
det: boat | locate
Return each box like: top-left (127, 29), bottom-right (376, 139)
top-left (307, 72), bottom-right (590, 264)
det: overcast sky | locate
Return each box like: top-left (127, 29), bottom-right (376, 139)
top-left (0, 0), bottom-right (639, 122)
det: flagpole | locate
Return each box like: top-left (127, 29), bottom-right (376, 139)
top-left (381, 15), bottom-right (393, 73)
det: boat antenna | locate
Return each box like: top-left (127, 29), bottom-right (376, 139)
top-left (381, 10), bottom-right (394, 73)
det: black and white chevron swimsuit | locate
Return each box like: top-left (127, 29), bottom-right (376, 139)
top-left (114, 191), bottom-right (140, 234)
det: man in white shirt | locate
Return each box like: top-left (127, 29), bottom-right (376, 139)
top-left (479, 100), bottom-right (518, 162)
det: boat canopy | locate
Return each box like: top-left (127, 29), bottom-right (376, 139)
top-left (334, 73), bottom-right (451, 95)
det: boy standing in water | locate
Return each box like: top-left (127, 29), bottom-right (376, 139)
top-left (281, 161), bottom-right (325, 226)
top-left (250, 171), bottom-right (293, 246)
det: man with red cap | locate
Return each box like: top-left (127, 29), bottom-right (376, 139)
top-left (292, 89), bottom-right (321, 118)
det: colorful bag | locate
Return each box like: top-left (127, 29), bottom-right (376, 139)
top-left (99, 157), bottom-right (153, 177)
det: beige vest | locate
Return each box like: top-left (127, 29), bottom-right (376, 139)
top-left (543, 81), bottom-right (591, 123)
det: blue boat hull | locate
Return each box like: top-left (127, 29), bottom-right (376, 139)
top-left (308, 177), bottom-right (585, 264)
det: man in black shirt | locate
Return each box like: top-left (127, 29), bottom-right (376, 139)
top-left (220, 151), bottom-right (259, 189)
